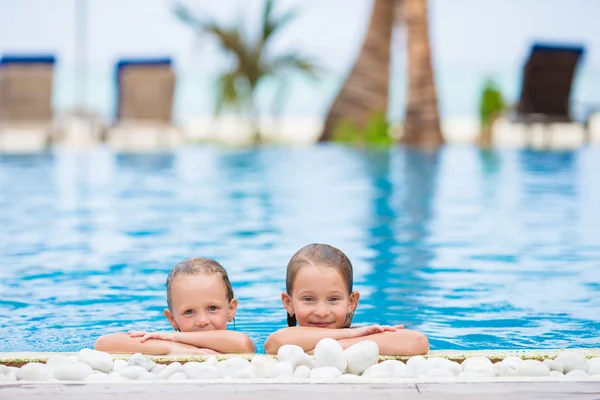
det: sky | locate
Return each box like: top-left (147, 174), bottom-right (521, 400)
top-left (1, 0), bottom-right (599, 120)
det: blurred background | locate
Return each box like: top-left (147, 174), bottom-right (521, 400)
top-left (0, 0), bottom-right (599, 353)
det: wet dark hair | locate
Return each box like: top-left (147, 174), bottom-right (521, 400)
top-left (285, 243), bottom-right (354, 327)
top-left (166, 257), bottom-right (234, 310)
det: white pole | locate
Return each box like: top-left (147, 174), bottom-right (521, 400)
top-left (75, 0), bottom-right (88, 114)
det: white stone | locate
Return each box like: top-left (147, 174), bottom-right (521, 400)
top-left (109, 372), bottom-right (130, 382)
top-left (543, 359), bottom-right (564, 373)
top-left (53, 363), bottom-right (94, 381)
top-left (113, 359), bottom-right (128, 372)
top-left (564, 369), bottom-right (589, 379)
top-left (363, 360), bottom-right (407, 378)
top-left (458, 371), bottom-right (483, 379)
top-left (46, 355), bottom-right (75, 368)
top-left (0, 365), bottom-right (10, 375)
top-left (158, 362), bottom-right (183, 379)
top-left (310, 366), bottom-right (343, 381)
top-left (275, 374), bottom-right (295, 382)
top-left (77, 349), bottom-right (113, 373)
top-left (217, 358), bottom-right (251, 378)
top-left (270, 362), bottom-right (294, 378)
top-left (493, 362), bottom-right (518, 377)
top-left (344, 341), bottom-right (379, 375)
top-left (462, 358), bottom-right (494, 376)
top-left (314, 338), bottom-right (346, 372)
top-left (555, 352), bottom-right (588, 373)
top-left (127, 353), bottom-right (156, 372)
top-left (250, 356), bottom-right (277, 378)
top-left (168, 372), bottom-right (188, 380)
top-left (297, 353), bottom-right (316, 369)
top-left (5, 372), bottom-right (17, 382)
top-left (426, 368), bottom-right (455, 378)
top-left (151, 364), bottom-right (166, 374)
top-left (205, 356), bottom-right (219, 367)
top-left (501, 357), bottom-right (524, 368)
top-left (426, 358), bottom-right (461, 376)
top-left (339, 373), bottom-right (363, 383)
top-left (406, 356), bottom-right (429, 375)
top-left (86, 372), bottom-right (110, 382)
top-left (293, 365), bottom-right (311, 379)
top-left (234, 367), bottom-right (257, 379)
top-left (588, 358), bottom-right (600, 367)
top-left (184, 363), bottom-right (219, 379)
top-left (138, 371), bottom-right (157, 381)
top-left (550, 370), bottom-right (563, 377)
top-left (515, 360), bottom-right (550, 377)
top-left (277, 345), bottom-right (306, 368)
top-left (589, 363), bottom-right (600, 376)
top-left (119, 366), bottom-right (148, 380)
top-left (17, 363), bottom-right (53, 381)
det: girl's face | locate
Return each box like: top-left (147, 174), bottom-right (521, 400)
top-left (164, 273), bottom-right (237, 332)
top-left (282, 264), bottom-right (359, 329)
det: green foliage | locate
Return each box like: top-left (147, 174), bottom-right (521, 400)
top-left (331, 112), bottom-right (393, 147)
top-left (479, 78), bottom-right (505, 127)
top-left (173, 0), bottom-right (320, 143)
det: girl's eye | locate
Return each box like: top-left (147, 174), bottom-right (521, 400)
top-left (329, 297), bottom-right (340, 302)
top-left (302, 297), bottom-right (314, 302)
top-left (184, 309), bottom-right (194, 315)
top-left (208, 306), bottom-right (218, 311)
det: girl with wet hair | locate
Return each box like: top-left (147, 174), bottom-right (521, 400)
top-left (264, 244), bottom-right (429, 356)
top-left (95, 258), bottom-right (255, 355)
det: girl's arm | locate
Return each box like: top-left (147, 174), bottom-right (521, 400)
top-left (129, 330), bottom-right (256, 354)
top-left (337, 329), bottom-right (430, 356)
top-left (94, 333), bottom-right (213, 355)
top-left (264, 325), bottom-right (398, 354)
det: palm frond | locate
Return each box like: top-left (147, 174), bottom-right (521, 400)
top-left (260, 0), bottom-right (298, 45)
top-left (215, 71), bottom-right (241, 116)
top-left (271, 53), bottom-right (321, 78)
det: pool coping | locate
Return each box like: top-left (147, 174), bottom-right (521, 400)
top-left (2, 348), bottom-right (600, 367)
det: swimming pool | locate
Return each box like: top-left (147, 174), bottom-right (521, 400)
top-left (0, 145), bottom-right (599, 353)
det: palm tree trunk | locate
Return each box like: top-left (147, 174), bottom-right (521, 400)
top-left (318, 0), bottom-right (394, 142)
top-left (401, 0), bottom-right (444, 148)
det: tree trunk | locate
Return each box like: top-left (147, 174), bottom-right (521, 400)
top-left (401, 0), bottom-right (444, 148)
top-left (318, 0), bottom-right (394, 142)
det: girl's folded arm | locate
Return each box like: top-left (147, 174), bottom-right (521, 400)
top-left (173, 330), bottom-right (255, 354)
top-left (264, 327), bottom-right (357, 354)
top-left (94, 333), bottom-right (195, 355)
top-left (337, 329), bottom-right (429, 356)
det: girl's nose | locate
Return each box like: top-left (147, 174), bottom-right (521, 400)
top-left (195, 316), bottom-right (210, 327)
top-left (314, 304), bottom-right (330, 316)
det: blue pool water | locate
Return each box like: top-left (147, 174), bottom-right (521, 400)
top-left (1, 145), bottom-right (599, 353)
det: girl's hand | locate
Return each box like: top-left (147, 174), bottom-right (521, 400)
top-left (128, 331), bottom-right (177, 343)
top-left (352, 324), bottom-right (404, 337)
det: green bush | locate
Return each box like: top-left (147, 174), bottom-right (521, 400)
top-left (332, 112), bottom-right (393, 146)
top-left (479, 79), bottom-right (505, 127)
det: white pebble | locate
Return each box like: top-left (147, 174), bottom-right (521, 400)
top-left (564, 369), bottom-right (589, 379)
top-left (112, 359), bottom-right (128, 372)
top-left (457, 371), bottom-right (483, 380)
top-left (53, 363), bottom-right (94, 381)
top-left (406, 356), bottom-right (429, 375)
top-left (493, 362), bottom-right (518, 377)
top-left (277, 345), bottom-right (305, 368)
top-left (17, 363), bottom-right (53, 381)
top-left (515, 360), bottom-right (550, 377)
top-left (77, 349), bottom-right (113, 373)
top-left (462, 359), bottom-right (494, 376)
top-left (168, 372), bottom-right (188, 381)
top-left (184, 363), bottom-right (219, 380)
top-left (119, 366), bottom-right (148, 380)
top-left (555, 352), bottom-right (588, 374)
top-left (543, 359), bottom-right (564, 373)
top-left (234, 367), bottom-right (257, 379)
top-left (589, 364), bottom-right (600, 376)
top-left (310, 366), bottom-right (343, 381)
top-left (250, 356), bottom-right (277, 378)
top-left (501, 357), bottom-right (524, 368)
top-left (158, 362), bottom-right (183, 379)
top-left (297, 353), bottom-right (316, 369)
top-left (293, 365), bottom-right (311, 379)
top-left (270, 362), bottom-right (294, 378)
top-left (550, 370), bottom-right (563, 377)
top-left (0, 365), bottom-right (10, 375)
top-left (86, 372), bottom-right (109, 382)
top-left (588, 358), bottom-right (600, 367)
top-left (46, 355), bottom-right (75, 368)
top-left (205, 356), bottom-right (219, 367)
top-left (426, 368), bottom-right (455, 378)
top-left (217, 358), bottom-right (251, 378)
top-left (426, 358), bottom-right (461, 376)
top-left (344, 341), bottom-right (379, 375)
top-left (363, 360), bottom-right (407, 378)
top-left (151, 364), bottom-right (166, 374)
top-left (127, 353), bottom-right (156, 372)
top-left (138, 371), bottom-right (157, 381)
top-left (338, 373), bottom-right (363, 383)
top-left (314, 338), bottom-right (346, 373)
top-left (109, 372), bottom-right (129, 382)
